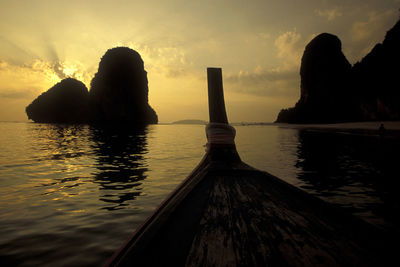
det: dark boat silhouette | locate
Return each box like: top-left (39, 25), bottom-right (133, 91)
top-left (105, 68), bottom-right (395, 266)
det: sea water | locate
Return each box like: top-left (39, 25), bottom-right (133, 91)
top-left (0, 122), bottom-right (399, 266)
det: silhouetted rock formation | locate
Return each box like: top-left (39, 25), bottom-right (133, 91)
top-left (276, 19), bottom-right (400, 123)
top-left (299, 33), bottom-right (353, 122)
top-left (26, 47), bottom-right (158, 124)
top-left (277, 33), bottom-right (353, 123)
top-left (90, 47), bottom-right (158, 124)
top-left (172, 119), bottom-right (207, 125)
top-left (352, 19), bottom-right (400, 120)
top-left (26, 78), bottom-right (91, 123)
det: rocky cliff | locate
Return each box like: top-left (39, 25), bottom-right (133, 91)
top-left (351, 19), bottom-right (400, 120)
top-left (276, 19), bottom-right (400, 123)
top-left (26, 47), bottom-right (158, 124)
top-left (90, 47), bottom-right (158, 124)
top-left (26, 78), bottom-right (91, 123)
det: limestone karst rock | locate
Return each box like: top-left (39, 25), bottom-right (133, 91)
top-left (276, 19), bottom-right (400, 123)
top-left (298, 33), bottom-right (353, 122)
top-left (276, 33), bottom-right (352, 123)
top-left (26, 47), bottom-right (158, 125)
top-left (351, 19), bottom-right (400, 120)
top-left (90, 47), bottom-right (158, 124)
top-left (26, 78), bottom-right (91, 123)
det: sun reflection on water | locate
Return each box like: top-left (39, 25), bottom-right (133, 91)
top-left (0, 122), bottom-right (399, 266)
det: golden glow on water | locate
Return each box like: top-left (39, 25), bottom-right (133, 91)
top-left (0, 122), bottom-right (398, 266)
top-left (71, 209), bottom-right (86, 213)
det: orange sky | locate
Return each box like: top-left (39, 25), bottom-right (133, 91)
top-left (0, 0), bottom-right (399, 122)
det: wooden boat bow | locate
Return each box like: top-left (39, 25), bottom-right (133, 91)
top-left (105, 68), bottom-right (396, 267)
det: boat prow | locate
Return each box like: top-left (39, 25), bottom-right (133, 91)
top-left (105, 68), bottom-right (397, 267)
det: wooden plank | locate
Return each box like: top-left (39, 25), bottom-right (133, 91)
top-left (185, 170), bottom-right (385, 266)
top-left (207, 68), bottom-right (228, 124)
top-left (106, 67), bottom-right (397, 266)
top-left (109, 163), bottom-right (395, 266)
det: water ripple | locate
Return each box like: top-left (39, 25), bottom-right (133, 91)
top-left (1, 122), bottom-right (399, 266)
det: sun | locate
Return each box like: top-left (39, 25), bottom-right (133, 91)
top-left (62, 63), bottom-right (77, 77)
top-left (48, 72), bottom-right (61, 85)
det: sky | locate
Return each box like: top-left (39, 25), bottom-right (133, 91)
top-left (0, 0), bottom-right (399, 123)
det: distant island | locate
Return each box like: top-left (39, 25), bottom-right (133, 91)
top-left (26, 47), bottom-right (158, 125)
top-left (171, 119), bottom-right (207, 125)
top-left (231, 122), bottom-right (275, 126)
top-left (276, 19), bottom-right (400, 123)
top-left (170, 120), bottom-right (276, 126)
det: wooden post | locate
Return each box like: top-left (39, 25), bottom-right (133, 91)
top-left (206, 68), bottom-right (240, 162)
top-left (207, 68), bottom-right (228, 124)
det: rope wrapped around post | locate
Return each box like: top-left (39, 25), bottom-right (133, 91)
top-left (205, 122), bottom-right (236, 151)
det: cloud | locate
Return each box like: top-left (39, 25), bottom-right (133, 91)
top-left (0, 60), bottom-right (8, 69)
top-left (0, 60), bottom-right (53, 101)
top-left (221, 30), bottom-right (307, 99)
top-left (351, 10), bottom-right (396, 42)
top-left (41, 41), bottom-right (69, 80)
top-left (31, 59), bottom-right (93, 87)
top-left (51, 61), bottom-right (67, 80)
top-left (115, 42), bottom-right (189, 79)
top-left (0, 89), bottom-right (35, 99)
top-left (274, 30), bottom-right (304, 70)
top-left (0, 58), bottom-right (93, 102)
top-left (315, 8), bottom-right (342, 21)
top-left (347, 9), bottom-right (397, 61)
top-left (53, 60), bottom-right (93, 86)
top-left (225, 67), bottom-right (299, 98)
top-left (227, 68), bottom-right (296, 84)
top-left (0, 36), bottom-right (37, 65)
